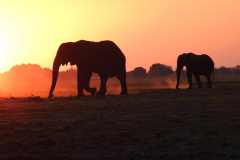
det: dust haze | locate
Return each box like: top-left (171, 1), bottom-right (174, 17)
top-left (1, 63), bottom-right (239, 97)
top-left (0, 64), bottom-right (181, 97)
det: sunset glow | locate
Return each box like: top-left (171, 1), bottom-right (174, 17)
top-left (0, 32), bottom-right (11, 69)
top-left (0, 0), bottom-right (240, 72)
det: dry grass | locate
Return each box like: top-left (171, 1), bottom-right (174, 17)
top-left (0, 83), bottom-right (240, 159)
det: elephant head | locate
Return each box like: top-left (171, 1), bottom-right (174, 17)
top-left (48, 43), bottom-right (76, 98)
top-left (176, 53), bottom-right (192, 89)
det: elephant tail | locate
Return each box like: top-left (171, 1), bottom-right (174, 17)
top-left (211, 66), bottom-right (216, 87)
top-left (212, 69), bottom-right (215, 83)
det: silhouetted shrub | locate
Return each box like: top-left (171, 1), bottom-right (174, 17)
top-left (214, 66), bottom-right (240, 81)
top-left (128, 67), bottom-right (147, 78)
top-left (215, 66), bottom-right (234, 76)
top-left (148, 63), bottom-right (174, 77)
top-left (232, 65), bottom-right (240, 75)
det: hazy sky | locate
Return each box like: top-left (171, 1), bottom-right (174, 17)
top-left (0, 0), bottom-right (240, 72)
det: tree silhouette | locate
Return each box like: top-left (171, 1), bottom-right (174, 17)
top-left (128, 67), bottom-right (147, 78)
top-left (148, 63), bottom-right (174, 77)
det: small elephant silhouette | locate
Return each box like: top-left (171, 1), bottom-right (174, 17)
top-left (176, 53), bottom-right (215, 89)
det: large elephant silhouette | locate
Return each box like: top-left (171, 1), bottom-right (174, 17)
top-left (176, 53), bottom-right (215, 89)
top-left (48, 40), bottom-right (128, 98)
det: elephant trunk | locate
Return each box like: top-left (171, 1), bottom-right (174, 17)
top-left (48, 58), bottom-right (61, 98)
top-left (176, 65), bottom-right (182, 89)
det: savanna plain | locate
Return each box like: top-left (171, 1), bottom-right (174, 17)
top-left (0, 82), bottom-right (240, 160)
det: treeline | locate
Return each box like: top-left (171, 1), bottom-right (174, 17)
top-left (128, 63), bottom-right (240, 79)
top-left (0, 63), bottom-right (240, 97)
top-left (128, 64), bottom-right (174, 78)
top-left (215, 66), bottom-right (240, 76)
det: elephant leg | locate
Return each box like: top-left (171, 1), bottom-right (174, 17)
top-left (85, 86), bottom-right (96, 96)
top-left (83, 72), bottom-right (96, 96)
top-left (187, 70), bottom-right (193, 89)
top-left (98, 75), bottom-right (108, 96)
top-left (194, 74), bottom-right (202, 88)
top-left (77, 69), bottom-right (84, 97)
top-left (117, 73), bottom-right (128, 95)
top-left (206, 74), bottom-right (212, 88)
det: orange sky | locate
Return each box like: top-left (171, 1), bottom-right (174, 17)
top-left (0, 0), bottom-right (240, 72)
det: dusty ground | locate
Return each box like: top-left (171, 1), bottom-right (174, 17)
top-left (0, 84), bottom-right (240, 159)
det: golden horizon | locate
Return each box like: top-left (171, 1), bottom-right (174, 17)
top-left (0, 0), bottom-right (240, 72)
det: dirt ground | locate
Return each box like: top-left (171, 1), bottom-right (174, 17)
top-left (0, 85), bottom-right (240, 159)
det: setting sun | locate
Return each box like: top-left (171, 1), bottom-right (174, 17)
top-left (0, 14), bottom-right (24, 72)
top-left (0, 31), bottom-right (13, 71)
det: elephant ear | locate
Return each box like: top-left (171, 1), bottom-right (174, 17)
top-left (58, 42), bottom-right (76, 65)
top-left (177, 53), bottom-right (188, 64)
top-left (187, 53), bottom-right (196, 60)
top-left (185, 53), bottom-right (194, 61)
